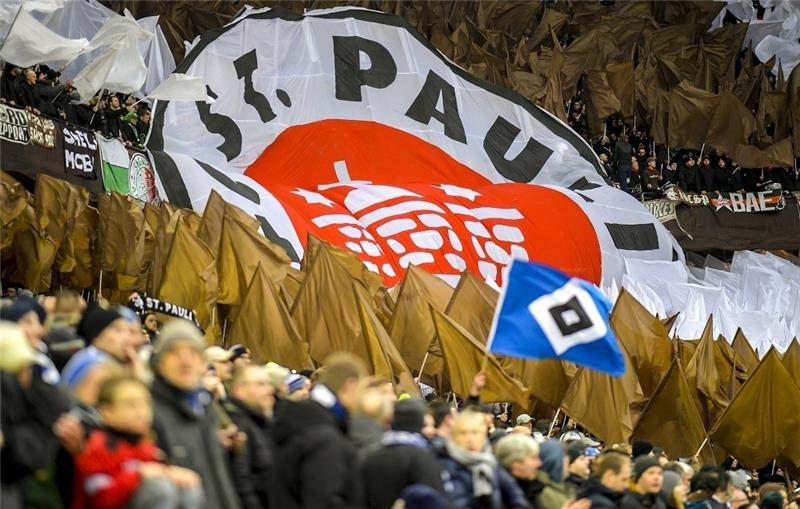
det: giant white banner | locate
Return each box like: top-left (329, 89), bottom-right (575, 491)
top-left (147, 7), bottom-right (682, 286)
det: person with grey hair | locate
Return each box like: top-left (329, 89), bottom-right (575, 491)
top-left (495, 433), bottom-right (544, 507)
top-left (149, 320), bottom-right (241, 509)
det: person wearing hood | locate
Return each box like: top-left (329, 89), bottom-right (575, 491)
top-left (271, 352), bottom-right (366, 509)
top-left (578, 451), bottom-right (631, 509)
top-left (535, 439), bottom-right (576, 509)
top-left (620, 456), bottom-right (666, 509)
top-left (662, 470), bottom-right (689, 509)
top-left (565, 441), bottom-right (592, 492)
top-left (436, 409), bottom-right (528, 509)
top-left (362, 398), bottom-right (445, 509)
top-left (149, 320), bottom-right (241, 509)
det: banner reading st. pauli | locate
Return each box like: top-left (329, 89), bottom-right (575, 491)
top-left (148, 7), bottom-right (682, 287)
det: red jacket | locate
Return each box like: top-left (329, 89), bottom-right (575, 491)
top-left (73, 428), bottom-right (160, 509)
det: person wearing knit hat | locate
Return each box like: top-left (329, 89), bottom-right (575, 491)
top-left (620, 456), bottom-right (665, 509)
top-left (535, 439), bottom-right (575, 509)
top-left (661, 470), bottom-right (688, 509)
top-left (1, 296), bottom-right (47, 345)
top-left (565, 441), bottom-right (591, 492)
top-left (228, 344), bottom-right (251, 369)
top-left (362, 398), bottom-right (445, 509)
top-left (149, 319), bottom-right (241, 508)
top-left (632, 439), bottom-right (655, 459)
top-left (285, 373), bottom-right (310, 401)
top-left (76, 303), bottom-right (130, 361)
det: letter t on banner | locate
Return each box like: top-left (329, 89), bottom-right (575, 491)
top-left (487, 259), bottom-right (626, 376)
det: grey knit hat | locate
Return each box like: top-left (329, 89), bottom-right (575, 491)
top-left (152, 320), bottom-right (205, 358)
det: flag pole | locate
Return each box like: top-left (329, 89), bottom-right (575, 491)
top-left (693, 437), bottom-right (709, 459)
top-left (98, 269), bottom-right (104, 299)
top-left (417, 351), bottom-right (430, 378)
top-left (547, 409), bottom-right (561, 437)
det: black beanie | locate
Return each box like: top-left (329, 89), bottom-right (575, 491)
top-left (633, 456), bottom-right (663, 482)
top-left (77, 303), bottom-right (123, 343)
top-left (392, 398), bottom-right (427, 433)
top-left (632, 439), bottom-right (654, 459)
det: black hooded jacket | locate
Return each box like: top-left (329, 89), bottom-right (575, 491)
top-left (270, 396), bottom-right (362, 509)
top-left (578, 477), bottom-right (626, 509)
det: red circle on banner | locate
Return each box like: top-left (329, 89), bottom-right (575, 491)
top-left (245, 119), bottom-right (602, 284)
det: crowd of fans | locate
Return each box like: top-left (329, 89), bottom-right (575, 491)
top-left (1, 287), bottom-right (798, 509)
top-left (567, 101), bottom-right (800, 199)
top-left (0, 62), bottom-right (151, 149)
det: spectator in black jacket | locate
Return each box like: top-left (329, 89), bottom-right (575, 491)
top-left (226, 364), bottom-right (277, 509)
top-left (0, 63), bottom-right (22, 105)
top-left (565, 441), bottom-right (592, 493)
top-left (578, 451), bottom-right (631, 509)
top-left (494, 432), bottom-right (544, 508)
top-left (271, 353), bottom-right (367, 509)
top-left (613, 135), bottom-right (633, 194)
top-left (679, 156), bottom-right (700, 191)
top-left (620, 456), bottom-right (666, 509)
top-left (713, 158), bottom-right (731, 192)
top-left (699, 155), bottom-right (716, 192)
top-left (729, 161), bottom-right (744, 192)
top-left (362, 398), bottom-right (445, 509)
top-left (150, 320), bottom-right (242, 509)
top-left (104, 95), bottom-right (128, 138)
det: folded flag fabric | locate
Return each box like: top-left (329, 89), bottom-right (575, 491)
top-left (487, 259), bottom-right (626, 376)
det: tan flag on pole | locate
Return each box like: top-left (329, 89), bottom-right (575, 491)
top-left (782, 339), bottom-right (800, 385)
top-left (217, 213), bottom-right (290, 306)
top-left (291, 242), bottom-right (371, 365)
top-left (227, 263), bottom-right (313, 370)
top-left (430, 306), bottom-right (530, 411)
top-left (197, 190), bottom-right (260, 258)
top-left (732, 328), bottom-right (759, 375)
top-left (388, 265), bottom-right (454, 371)
top-left (157, 221), bottom-right (217, 331)
top-left (98, 192), bottom-right (146, 279)
top-left (711, 349), bottom-right (800, 468)
top-left (355, 284), bottom-right (419, 397)
top-left (610, 289), bottom-right (674, 398)
top-left (685, 318), bottom-right (730, 416)
top-left (560, 363), bottom-right (635, 445)
top-left (633, 359), bottom-right (712, 462)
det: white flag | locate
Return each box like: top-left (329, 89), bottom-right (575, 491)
top-left (87, 9), bottom-right (150, 51)
top-left (147, 74), bottom-right (212, 103)
top-left (71, 31), bottom-right (147, 100)
top-left (0, 8), bottom-right (88, 67)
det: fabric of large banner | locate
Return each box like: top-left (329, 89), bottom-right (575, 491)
top-left (146, 7), bottom-right (682, 287)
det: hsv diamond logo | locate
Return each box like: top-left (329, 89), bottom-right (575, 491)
top-left (147, 7), bottom-right (681, 287)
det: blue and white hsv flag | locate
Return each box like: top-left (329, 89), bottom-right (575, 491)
top-left (487, 259), bottom-right (626, 376)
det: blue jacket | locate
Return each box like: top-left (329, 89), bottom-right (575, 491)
top-left (436, 444), bottom-right (529, 509)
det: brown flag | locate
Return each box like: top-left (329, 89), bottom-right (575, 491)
top-left (560, 361), bottom-right (636, 445)
top-left (524, 358), bottom-right (570, 411)
top-left (606, 62), bottom-right (635, 119)
top-left (705, 91), bottom-right (757, 155)
top-left (157, 220), bottom-right (217, 331)
top-left (35, 175), bottom-right (88, 275)
top-left (782, 339), bottom-right (800, 385)
top-left (388, 265), bottom-right (454, 372)
top-left (668, 80), bottom-right (720, 150)
top-left (291, 242), bottom-right (371, 366)
top-left (732, 328), bottom-right (759, 375)
top-left (355, 284), bottom-right (419, 397)
top-left (633, 359), bottom-right (712, 462)
top-left (217, 213), bottom-right (290, 306)
top-left (685, 318), bottom-right (730, 420)
top-left (610, 289), bottom-right (673, 398)
top-left (63, 203), bottom-right (99, 290)
top-left (528, 8), bottom-right (569, 49)
top-left (9, 202), bottom-right (58, 292)
top-left (148, 205), bottom-right (183, 295)
top-left (711, 349), bottom-right (800, 468)
top-left (733, 137), bottom-right (795, 168)
top-left (430, 306), bottom-right (530, 411)
top-left (197, 190), bottom-right (260, 258)
top-left (279, 265), bottom-right (305, 309)
top-left (98, 192), bottom-right (149, 289)
top-left (227, 263), bottom-right (313, 370)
